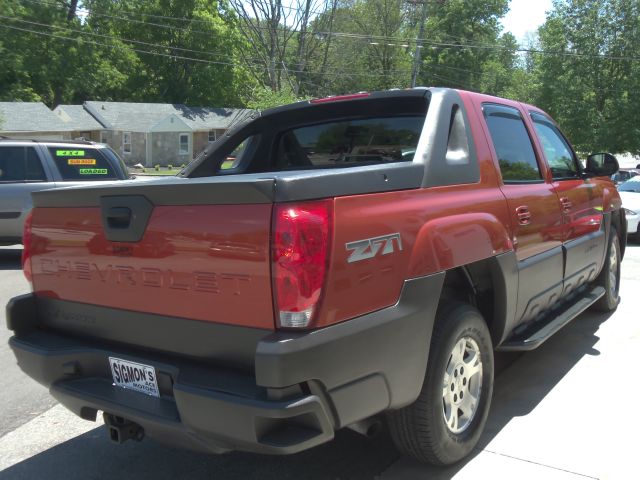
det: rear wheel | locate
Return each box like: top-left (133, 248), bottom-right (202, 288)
top-left (593, 228), bottom-right (621, 312)
top-left (387, 303), bottom-right (494, 465)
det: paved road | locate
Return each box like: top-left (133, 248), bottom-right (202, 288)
top-left (0, 248), bottom-right (56, 439)
top-left (0, 242), bottom-right (639, 479)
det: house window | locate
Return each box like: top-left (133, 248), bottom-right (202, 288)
top-left (179, 133), bottom-right (190, 154)
top-left (123, 132), bottom-right (132, 154)
top-left (208, 130), bottom-right (217, 143)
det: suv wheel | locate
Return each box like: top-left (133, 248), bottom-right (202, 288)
top-left (387, 303), bottom-right (494, 465)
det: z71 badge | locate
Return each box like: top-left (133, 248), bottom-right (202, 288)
top-left (345, 233), bottom-right (403, 263)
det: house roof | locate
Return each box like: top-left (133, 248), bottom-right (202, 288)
top-left (0, 102), bottom-right (74, 133)
top-left (83, 101), bottom-right (254, 132)
top-left (54, 104), bottom-right (105, 130)
top-left (176, 106), bottom-right (255, 131)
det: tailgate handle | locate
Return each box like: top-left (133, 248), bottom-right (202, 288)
top-left (100, 195), bottom-right (153, 242)
top-left (106, 207), bottom-right (132, 229)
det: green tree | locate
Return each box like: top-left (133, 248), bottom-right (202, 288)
top-left (306, 0), bottom-right (413, 96)
top-left (87, 0), bottom-right (252, 106)
top-left (417, 0), bottom-right (510, 93)
top-left (0, 0), bottom-right (136, 105)
top-left (244, 85), bottom-right (304, 110)
top-left (534, 0), bottom-right (640, 154)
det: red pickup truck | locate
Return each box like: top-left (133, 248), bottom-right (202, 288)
top-left (7, 88), bottom-right (625, 465)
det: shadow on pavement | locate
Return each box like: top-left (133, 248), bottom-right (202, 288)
top-left (0, 424), bottom-right (399, 480)
top-left (0, 248), bottom-right (22, 271)
top-left (385, 308), bottom-right (612, 478)
top-left (0, 309), bottom-right (611, 480)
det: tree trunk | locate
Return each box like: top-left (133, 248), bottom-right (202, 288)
top-left (67, 0), bottom-right (78, 21)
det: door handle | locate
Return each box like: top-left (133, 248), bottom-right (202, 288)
top-left (515, 206), bottom-right (531, 226)
top-left (560, 197), bottom-right (572, 214)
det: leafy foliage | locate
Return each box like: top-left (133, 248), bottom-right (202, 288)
top-left (532, 0), bottom-right (640, 154)
top-left (0, 0), bottom-right (639, 155)
top-left (244, 85), bottom-right (304, 110)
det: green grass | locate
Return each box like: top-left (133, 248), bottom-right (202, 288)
top-left (139, 169), bottom-right (181, 176)
top-left (131, 168), bottom-right (181, 176)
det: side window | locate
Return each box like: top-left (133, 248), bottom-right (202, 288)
top-left (446, 105), bottom-right (471, 166)
top-left (48, 147), bottom-right (120, 180)
top-left (179, 133), bottom-right (190, 155)
top-left (483, 104), bottom-right (542, 182)
top-left (123, 132), bottom-right (132, 154)
top-left (220, 135), bottom-right (257, 170)
top-left (0, 147), bottom-right (26, 182)
top-left (530, 112), bottom-right (580, 179)
top-left (25, 148), bottom-right (46, 181)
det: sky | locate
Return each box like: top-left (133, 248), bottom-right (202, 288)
top-left (501, 0), bottom-right (554, 42)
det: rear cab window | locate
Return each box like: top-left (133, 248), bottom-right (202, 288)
top-left (274, 116), bottom-right (425, 170)
top-left (185, 92), bottom-right (430, 178)
top-left (47, 147), bottom-right (127, 180)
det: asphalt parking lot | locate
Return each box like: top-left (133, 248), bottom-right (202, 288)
top-left (0, 242), bottom-right (638, 479)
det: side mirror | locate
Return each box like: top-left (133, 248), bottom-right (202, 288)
top-left (585, 153), bottom-right (619, 177)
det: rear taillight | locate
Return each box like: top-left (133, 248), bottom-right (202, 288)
top-left (272, 200), bottom-right (333, 329)
top-left (22, 210), bottom-right (34, 284)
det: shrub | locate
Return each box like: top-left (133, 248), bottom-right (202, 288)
top-left (167, 164), bottom-right (173, 170)
top-left (154, 164), bottom-right (160, 171)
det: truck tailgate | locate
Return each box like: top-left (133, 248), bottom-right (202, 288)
top-left (28, 193), bottom-right (275, 329)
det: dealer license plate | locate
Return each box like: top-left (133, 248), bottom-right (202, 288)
top-left (109, 357), bottom-right (160, 398)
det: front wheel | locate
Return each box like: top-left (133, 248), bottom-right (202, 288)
top-left (387, 303), bottom-right (494, 465)
top-left (593, 228), bottom-right (621, 312)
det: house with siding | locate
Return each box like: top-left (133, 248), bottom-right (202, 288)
top-left (81, 102), bottom-right (254, 166)
top-left (0, 102), bottom-right (75, 140)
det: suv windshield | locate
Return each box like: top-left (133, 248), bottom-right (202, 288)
top-left (48, 146), bottom-right (126, 180)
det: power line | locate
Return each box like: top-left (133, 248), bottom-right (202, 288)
top-left (19, 0), bottom-right (640, 68)
top-left (0, 14), bottom-right (256, 63)
top-left (5, 20), bottom-right (637, 96)
top-left (0, 22), bottom-right (415, 78)
top-left (25, 0), bottom-right (518, 51)
top-left (23, 0), bottom-right (640, 62)
top-left (23, 0), bottom-right (224, 36)
top-left (0, 23), bottom-right (240, 65)
top-left (17, 0), bottom-right (532, 50)
top-left (5, 12), bottom-right (424, 78)
top-left (29, 0), bottom-right (333, 23)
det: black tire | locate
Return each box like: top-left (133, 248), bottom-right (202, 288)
top-left (593, 228), bottom-right (621, 312)
top-left (387, 303), bottom-right (494, 465)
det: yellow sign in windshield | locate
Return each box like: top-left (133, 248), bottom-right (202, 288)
top-left (68, 159), bottom-right (97, 165)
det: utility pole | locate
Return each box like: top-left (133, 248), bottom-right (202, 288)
top-left (410, 0), bottom-right (429, 87)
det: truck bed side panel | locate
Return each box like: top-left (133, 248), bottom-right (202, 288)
top-left (320, 184), bottom-right (512, 328)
